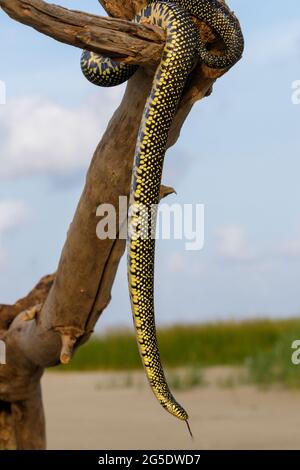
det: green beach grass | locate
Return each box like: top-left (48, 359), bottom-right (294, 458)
top-left (56, 318), bottom-right (300, 387)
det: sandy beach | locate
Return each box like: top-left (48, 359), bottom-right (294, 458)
top-left (42, 368), bottom-right (300, 450)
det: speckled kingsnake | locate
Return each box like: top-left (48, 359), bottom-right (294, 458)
top-left (81, 0), bottom-right (244, 427)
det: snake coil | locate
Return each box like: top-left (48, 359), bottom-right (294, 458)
top-left (81, 0), bottom-right (244, 427)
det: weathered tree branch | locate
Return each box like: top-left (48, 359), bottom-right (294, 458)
top-left (0, 0), bottom-right (241, 450)
top-left (0, 0), bottom-right (165, 65)
top-left (98, 0), bottom-right (150, 20)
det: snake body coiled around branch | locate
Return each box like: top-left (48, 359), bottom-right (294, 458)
top-left (81, 0), bottom-right (244, 427)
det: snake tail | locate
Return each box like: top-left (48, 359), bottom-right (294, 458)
top-left (80, 0), bottom-right (244, 423)
top-left (128, 2), bottom-right (199, 421)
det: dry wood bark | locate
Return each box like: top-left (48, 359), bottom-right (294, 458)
top-left (0, 0), bottom-right (165, 65)
top-left (0, 0), bottom-right (241, 450)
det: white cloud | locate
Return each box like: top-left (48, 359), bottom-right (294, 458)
top-left (0, 200), bottom-right (30, 264)
top-left (0, 200), bottom-right (29, 234)
top-left (0, 88), bottom-right (124, 179)
top-left (215, 225), bottom-right (257, 262)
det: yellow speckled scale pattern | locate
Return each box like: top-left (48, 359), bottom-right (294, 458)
top-left (81, 1), bottom-right (244, 423)
top-left (128, 2), bottom-right (199, 422)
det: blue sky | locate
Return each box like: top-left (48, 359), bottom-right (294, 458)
top-left (0, 0), bottom-right (300, 330)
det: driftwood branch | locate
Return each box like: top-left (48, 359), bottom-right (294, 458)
top-left (98, 0), bottom-right (150, 20)
top-left (0, 0), bottom-right (241, 450)
top-left (0, 0), bottom-right (165, 65)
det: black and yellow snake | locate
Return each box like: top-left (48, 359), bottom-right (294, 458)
top-left (81, 0), bottom-right (244, 430)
